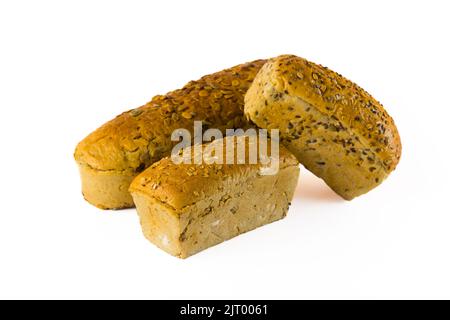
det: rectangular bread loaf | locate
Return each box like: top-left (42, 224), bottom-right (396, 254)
top-left (129, 135), bottom-right (299, 258)
top-left (74, 59), bottom-right (267, 209)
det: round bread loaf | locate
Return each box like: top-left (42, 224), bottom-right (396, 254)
top-left (244, 55), bottom-right (401, 200)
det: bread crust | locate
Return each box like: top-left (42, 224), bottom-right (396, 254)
top-left (75, 59), bottom-right (267, 209)
top-left (244, 55), bottom-right (401, 199)
top-left (129, 135), bottom-right (300, 258)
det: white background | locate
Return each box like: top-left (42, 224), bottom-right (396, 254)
top-left (0, 0), bottom-right (449, 299)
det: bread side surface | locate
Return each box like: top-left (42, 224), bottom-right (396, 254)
top-left (129, 135), bottom-right (300, 258)
top-left (244, 55), bottom-right (401, 199)
top-left (132, 193), bottom-right (183, 257)
top-left (78, 165), bottom-right (135, 209)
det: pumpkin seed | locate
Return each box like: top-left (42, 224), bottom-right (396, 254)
top-left (199, 90), bottom-right (209, 97)
top-left (182, 111), bottom-right (193, 119)
top-left (130, 109), bottom-right (143, 117)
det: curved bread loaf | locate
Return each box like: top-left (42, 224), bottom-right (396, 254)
top-left (129, 135), bottom-right (299, 258)
top-left (75, 59), bottom-right (267, 209)
top-left (244, 55), bottom-right (401, 200)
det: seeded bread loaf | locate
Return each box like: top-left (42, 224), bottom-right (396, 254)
top-left (244, 55), bottom-right (401, 200)
top-left (74, 59), bottom-right (267, 209)
top-left (129, 135), bottom-right (299, 258)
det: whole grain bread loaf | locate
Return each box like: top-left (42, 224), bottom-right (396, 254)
top-left (244, 55), bottom-right (401, 200)
top-left (74, 59), bottom-right (267, 209)
top-left (129, 134), bottom-right (300, 258)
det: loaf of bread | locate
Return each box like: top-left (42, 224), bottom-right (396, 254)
top-left (129, 135), bottom-right (299, 258)
top-left (74, 59), bottom-right (267, 209)
top-left (244, 55), bottom-right (401, 200)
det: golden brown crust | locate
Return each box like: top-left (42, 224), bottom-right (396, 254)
top-left (74, 59), bottom-right (267, 174)
top-left (129, 135), bottom-right (299, 210)
top-left (244, 55), bottom-right (402, 199)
